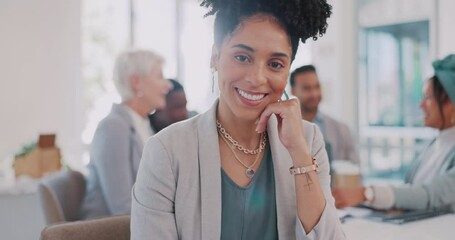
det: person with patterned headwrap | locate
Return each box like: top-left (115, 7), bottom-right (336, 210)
top-left (131, 0), bottom-right (345, 239)
top-left (333, 54), bottom-right (455, 212)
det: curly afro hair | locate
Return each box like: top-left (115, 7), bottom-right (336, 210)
top-left (200, 0), bottom-right (332, 61)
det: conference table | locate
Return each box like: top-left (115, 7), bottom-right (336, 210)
top-left (1, 163), bottom-right (453, 240)
top-left (342, 214), bottom-right (454, 240)
top-left (1, 189), bottom-right (453, 240)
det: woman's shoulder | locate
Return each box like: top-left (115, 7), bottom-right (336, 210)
top-left (300, 119), bottom-right (326, 155)
top-left (154, 114), bottom-right (202, 143)
top-left (96, 111), bottom-right (130, 133)
top-left (142, 114), bottom-right (205, 172)
top-left (301, 119), bottom-right (321, 139)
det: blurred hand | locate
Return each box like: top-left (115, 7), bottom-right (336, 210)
top-left (332, 187), bottom-right (366, 209)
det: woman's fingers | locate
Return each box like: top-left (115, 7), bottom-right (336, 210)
top-left (256, 98), bottom-right (306, 150)
top-left (255, 103), bottom-right (278, 133)
top-left (256, 99), bottom-right (298, 132)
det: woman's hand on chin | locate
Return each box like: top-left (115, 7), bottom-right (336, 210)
top-left (256, 98), bottom-right (309, 157)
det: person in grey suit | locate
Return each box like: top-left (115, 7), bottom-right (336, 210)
top-left (131, 0), bottom-right (345, 239)
top-left (80, 50), bottom-right (172, 219)
top-left (332, 54), bottom-right (455, 212)
top-left (290, 65), bottom-right (358, 164)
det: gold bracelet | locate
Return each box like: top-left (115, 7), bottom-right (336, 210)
top-left (289, 158), bottom-right (319, 175)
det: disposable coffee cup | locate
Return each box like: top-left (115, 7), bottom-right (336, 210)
top-left (332, 160), bottom-right (361, 188)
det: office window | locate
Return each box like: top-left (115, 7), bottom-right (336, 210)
top-left (357, 0), bottom-right (438, 181)
top-left (81, 0), bottom-right (129, 160)
top-left (361, 21), bottom-right (429, 127)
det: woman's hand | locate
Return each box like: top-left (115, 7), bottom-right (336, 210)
top-left (332, 187), bottom-right (366, 209)
top-left (256, 98), bottom-right (309, 161)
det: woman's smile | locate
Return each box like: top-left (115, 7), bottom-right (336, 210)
top-left (235, 87), bottom-right (268, 106)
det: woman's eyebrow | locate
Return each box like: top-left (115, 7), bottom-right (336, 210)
top-left (232, 44), bottom-right (254, 52)
top-left (271, 52), bottom-right (289, 59)
top-left (232, 44), bottom-right (289, 59)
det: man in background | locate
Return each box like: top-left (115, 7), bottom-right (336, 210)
top-left (290, 65), bottom-right (358, 164)
top-left (149, 79), bottom-right (196, 132)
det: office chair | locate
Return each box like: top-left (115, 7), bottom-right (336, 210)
top-left (40, 215), bottom-right (130, 240)
top-left (38, 170), bottom-right (86, 224)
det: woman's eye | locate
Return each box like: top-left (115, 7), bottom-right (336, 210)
top-left (269, 62), bottom-right (284, 69)
top-left (234, 55), bottom-right (250, 63)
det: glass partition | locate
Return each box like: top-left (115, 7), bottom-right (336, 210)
top-left (357, 0), bottom-right (438, 182)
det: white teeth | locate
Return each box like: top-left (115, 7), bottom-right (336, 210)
top-left (237, 89), bottom-right (265, 101)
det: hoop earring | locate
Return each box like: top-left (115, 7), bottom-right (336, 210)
top-left (211, 68), bottom-right (218, 93)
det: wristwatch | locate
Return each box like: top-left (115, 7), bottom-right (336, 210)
top-left (364, 186), bottom-right (374, 203)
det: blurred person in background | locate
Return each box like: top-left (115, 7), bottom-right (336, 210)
top-left (149, 79), bottom-right (197, 133)
top-left (80, 49), bottom-right (172, 219)
top-left (333, 54), bottom-right (455, 212)
top-left (290, 65), bottom-right (358, 164)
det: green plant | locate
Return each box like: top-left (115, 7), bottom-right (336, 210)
top-left (14, 142), bottom-right (36, 159)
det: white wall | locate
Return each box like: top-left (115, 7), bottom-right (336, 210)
top-left (0, 0), bottom-right (83, 168)
top-left (438, 0), bottom-right (455, 57)
top-left (311, 0), bottom-right (358, 133)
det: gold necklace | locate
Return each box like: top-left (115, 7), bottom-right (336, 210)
top-left (216, 120), bottom-right (266, 155)
top-left (216, 120), bottom-right (267, 178)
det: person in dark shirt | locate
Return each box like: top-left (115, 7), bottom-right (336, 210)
top-left (149, 79), bottom-right (195, 132)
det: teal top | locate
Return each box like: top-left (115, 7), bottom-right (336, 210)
top-left (220, 145), bottom-right (278, 240)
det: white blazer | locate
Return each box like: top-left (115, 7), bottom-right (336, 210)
top-left (131, 101), bottom-right (345, 239)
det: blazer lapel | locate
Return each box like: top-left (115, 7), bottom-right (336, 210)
top-left (112, 103), bottom-right (144, 168)
top-left (406, 139), bottom-right (436, 183)
top-left (197, 101), bottom-right (222, 240)
top-left (267, 115), bottom-right (297, 239)
top-left (439, 146), bottom-right (455, 174)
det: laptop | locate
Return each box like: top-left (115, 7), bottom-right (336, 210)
top-left (366, 206), bottom-right (452, 224)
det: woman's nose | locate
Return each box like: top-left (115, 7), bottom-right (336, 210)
top-left (419, 98), bottom-right (425, 109)
top-left (247, 64), bottom-right (267, 86)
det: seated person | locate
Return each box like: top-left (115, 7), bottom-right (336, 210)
top-left (80, 49), bottom-right (171, 219)
top-left (149, 79), bottom-right (195, 132)
top-left (290, 65), bottom-right (358, 164)
top-left (332, 54), bottom-right (455, 212)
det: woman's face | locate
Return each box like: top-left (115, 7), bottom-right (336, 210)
top-left (139, 65), bottom-right (171, 111)
top-left (420, 81), bottom-right (453, 129)
top-left (213, 15), bottom-right (292, 121)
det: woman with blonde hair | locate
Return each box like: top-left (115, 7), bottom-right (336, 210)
top-left (80, 49), bottom-right (171, 219)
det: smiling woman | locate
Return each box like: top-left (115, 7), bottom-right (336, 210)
top-left (215, 17), bottom-right (291, 122)
top-left (131, 1), bottom-right (345, 239)
top-left (332, 54), bottom-right (455, 213)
